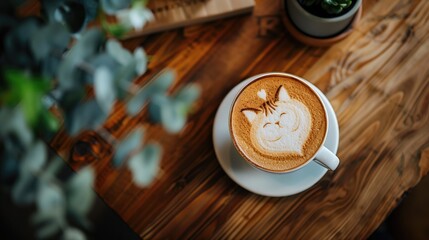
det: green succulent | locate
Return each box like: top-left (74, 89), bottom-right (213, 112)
top-left (321, 0), bottom-right (353, 14)
top-left (298, 0), bottom-right (353, 15)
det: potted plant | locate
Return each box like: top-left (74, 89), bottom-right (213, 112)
top-left (285, 0), bottom-right (362, 38)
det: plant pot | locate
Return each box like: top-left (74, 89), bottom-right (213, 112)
top-left (281, 0), bottom-right (362, 46)
top-left (285, 0), bottom-right (362, 38)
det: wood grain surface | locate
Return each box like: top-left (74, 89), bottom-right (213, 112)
top-left (50, 0), bottom-right (429, 238)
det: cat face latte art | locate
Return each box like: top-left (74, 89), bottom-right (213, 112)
top-left (242, 86), bottom-right (311, 156)
top-left (230, 75), bottom-right (328, 172)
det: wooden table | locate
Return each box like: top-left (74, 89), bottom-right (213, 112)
top-left (51, 0), bottom-right (429, 238)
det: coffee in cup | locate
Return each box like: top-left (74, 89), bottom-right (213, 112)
top-left (229, 73), bottom-right (337, 173)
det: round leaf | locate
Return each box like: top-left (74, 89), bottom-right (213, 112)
top-left (3, 18), bottom-right (41, 68)
top-left (101, 0), bottom-right (131, 15)
top-left (152, 70), bottom-right (175, 91)
top-left (22, 140), bottom-right (47, 173)
top-left (58, 28), bottom-right (104, 89)
top-left (37, 182), bottom-right (65, 212)
top-left (148, 94), bottom-right (169, 123)
top-left (30, 22), bottom-right (70, 60)
top-left (0, 107), bottom-right (33, 147)
top-left (174, 83), bottom-right (200, 105)
top-left (87, 53), bottom-right (119, 83)
top-left (116, 5), bottom-right (153, 31)
top-left (126, 70), bottom-right (174, 116)
top-left (106, 39), bottom-right (133, 66)
top-left (161, 101), bottom-right (186, 133)
top-left (94, 67), bottom-right (116, 113)
top-left (112, 129), bottom-right (144, 166)
top-left (65, 100), bottom-right (108, 135)
top-left (66, 167), bottom-right (95, 217)
top-left (134, 47), bottom-right (147, 75)
top-left (127, 143), bottom-right (161, 187)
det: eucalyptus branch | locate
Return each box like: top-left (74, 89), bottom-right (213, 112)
top-left (1, 1), bottom-right (199, 239)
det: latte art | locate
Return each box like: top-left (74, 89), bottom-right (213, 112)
top-left (242, 86), bottom-right (311, 156)
top-left (230, 75), bottom-right (328, 172)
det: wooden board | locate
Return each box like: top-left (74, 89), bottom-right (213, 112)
top-left (125, 0), bottom-right (255, 37)
top-left (50, 0), bottom-right (429, 238)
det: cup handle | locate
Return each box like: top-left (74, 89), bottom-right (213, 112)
top-left (313, 146), bottom-right (339, 171)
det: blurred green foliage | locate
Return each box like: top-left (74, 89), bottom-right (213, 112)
top-left (0, 0), bottom-right (200, 238)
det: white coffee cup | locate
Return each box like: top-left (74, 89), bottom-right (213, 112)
top-left (229, 72), bottom-right (339, 173)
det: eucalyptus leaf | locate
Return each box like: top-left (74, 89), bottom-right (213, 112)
top-left (174, 84), bottom-right (200, 106)
top-left (0, 108), bottom-right (33, 148)
top-left (32, 208), bottom-right (60, 224)
top-left (87, 52), bottom-right (133, 98)
top-left (126, 90), bottom-right (147, 116)
top-left (94, 67), bottom-right (116, 113)
top-left (128, 143), bottom-right (161, 187)
top-left (66, 167), bottom-right (95, 217)
top-left (32, 201), bottom-right (66, 235)
top-left (41, 157), bottom-right (65, 181)
top-left (116, 4), bottom-right (153, 31)
top-left (63, 227), bottom-right (87, 240)
top-left (30, 22), bottom-right (70, 61)
top-left (86, 53), bottom-right (119, 83)
top-left (114, 60), bottom-right (136, 94)
top-left (57, 87), bottom-right (85, 111)
top-left (65, 100), bottom-right (108, 135)
top-left (37, 182), bottom-right (65, 215)
top-left (22, 140), bottom-right (47, 173)
top-left (101, 0), bottom-right (131, 15)
top-left (58, 28), bottom-right (104, 89)
top-left (106, 39), bottom-right (133, 66)
top-left (12, 140), bottom-right (47, 203)
top-left (148, 94), bottom-right (169, 123)
top-left (112, 129), bottom-right (143, 166)
top-left (133, 47), bottom-right (147, 75)
top-left (151, 70), bottom-right (175, 91)
top-left (41, 55), bottom-right (62, 78)
top-left (160, 101), bottom-right (186, 133)
top-left (149, 82), bottom-right (199, 132)
top-left (3, 18), bottom-right (41, 68)
top-left (126, 70), bottom-right (174, 115)
top-left (0, 107), bottom-right (55, 184)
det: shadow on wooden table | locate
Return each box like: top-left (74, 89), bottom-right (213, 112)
top-left (370, 175), bottom-right (429, 240)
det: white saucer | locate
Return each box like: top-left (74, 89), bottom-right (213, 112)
top-left (212, 74), bottom-right (339, 197)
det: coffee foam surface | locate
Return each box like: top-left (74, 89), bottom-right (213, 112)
top-left (230, 75), bottom-right (327, 172)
